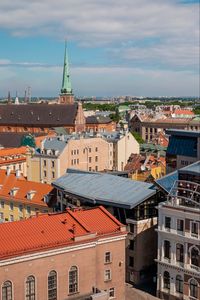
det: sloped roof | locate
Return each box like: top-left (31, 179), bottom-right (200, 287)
top-left (156, 171), bottom-right (178, 194)
top-left (0, 146), bottom-right (27, 157)
top-left (53, 169), bottom-right (156, 209)
top-left (0, 132), bottom-right (46, 148)
top-left (167, 136), bottom-right (197, 157)
top-left (0, 169), bottom-right (53, 207)
top-left (86, 115), bottom-right (113, 124)
top-left (0, 103), bottom-right (78, 126)
top-left (0, 206), bottom-right (124, 260)
top-left (174, 109), bottom-right (194, 115)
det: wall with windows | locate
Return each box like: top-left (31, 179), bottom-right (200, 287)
top-left (0, 237), bottom-right (125, 300)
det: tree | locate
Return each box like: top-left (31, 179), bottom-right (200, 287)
top-left (131, 131), bottom-right (144, 144)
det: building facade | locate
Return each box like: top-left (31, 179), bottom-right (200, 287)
top-left (0, 206), bottom-right (127, 300)
top-left (166, 130), bottom-right (200, 174)
top-left (156, 162), bottom-right (200, 300)
top-left (0, 146), bottom-right (27, 176)
top-left (0, 169), bottom-right (54, 222)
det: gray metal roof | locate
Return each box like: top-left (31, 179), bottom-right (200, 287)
top-left (166, 129), bottom-right (200, 138)
top-left (179, 161), bottom-right (200, 176)
top-left (156, 171), bottom-right (178, 194)
top-left (52, 169), bottom-right (156, 209)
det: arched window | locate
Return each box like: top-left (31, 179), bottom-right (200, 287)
top-left (164, 240), bottom-right (171, 259)
top-left (176, 243), bottom-right (184, 263)
top-left (25, 276), bottom-right (35, 300)
top-left (2, 281), bottom-right (12, 300)
top-left (163, 271), bottom-right (170, 290)
top-left (191, 247), bottom-right (199, 267)
top-left (69, 266), bottom-right (78, 294)
top-left (190, 279), bottom-right (198, 299)
top-left (48, 270), bottom-right (57, 300)
top-left (176, 275), bottom-right (183, 293)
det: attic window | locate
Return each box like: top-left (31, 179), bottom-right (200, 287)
top-left (30, 111), bottom-right (33, 115)
top-left (27, 190), bottom-right (36, 200)
top-left (49, 112), bottom-right (52, 116)
top-left (37, 116), bottom-right (40, 121)
top-left (10, 187), bottom-right (19, 197)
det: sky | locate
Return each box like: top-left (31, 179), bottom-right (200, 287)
top-left (0, 0), bottom-right (199, 97)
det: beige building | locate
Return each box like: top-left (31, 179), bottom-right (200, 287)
top-left (27, 131), bottom-right (139, 183)
top-left (27, 134), bottom-right (113, 184)
top-left (0, 206), bottom-right (127, 300)
top-left (156, 162), bottom-right (200, 300)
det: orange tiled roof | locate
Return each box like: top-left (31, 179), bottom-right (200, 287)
top-left (0, 169), bottom-right (53, 207)
top-left (174, 109), bottom-right (194, 115)
top-left (0, 206), bottom-right (124, 259)
top-left (0, 146), bottom-right (27, 157)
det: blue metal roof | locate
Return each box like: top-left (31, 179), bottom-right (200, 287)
top-left (179, 161), bottom-right (200, 176)
top-left (156, 171), bottom-right (178, 194)
top-left (167, 136), bottom-right (197, 157)
top-left (52, 169), bottom-right (156, 209)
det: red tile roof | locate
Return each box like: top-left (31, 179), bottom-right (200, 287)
top-left (174, 109), bottom-right (194, 115)
top-left (0, 169), bottom-right (53, 207)
top-left (0, 146), bottom-right (27, 157)
top-left (0, 206), bottom-right (124, 260)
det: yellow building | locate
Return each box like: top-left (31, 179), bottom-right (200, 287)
top-left (0, 169), bottom-right (54, 222)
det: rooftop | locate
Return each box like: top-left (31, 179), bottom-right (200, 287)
top-left (0, 206), bottom-right (124, 260)
top-left (53, 169), bottom-right (156, 209)
top-left (166, 129), bottom-right (200, 137)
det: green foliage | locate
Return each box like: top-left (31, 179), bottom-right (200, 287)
top-left (21, 134), bottom-right (36, 148)
top-left (109, 107), bottom-right (120, 122)
top-left (194, 106), bottom-right (200, 115)
top-left (131, 131), bottom-right (144, 144)
top-left (83, 103), bottom-right (116, 111)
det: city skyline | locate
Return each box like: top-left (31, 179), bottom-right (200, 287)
top-left (0, 0), bottom-right (199, 97)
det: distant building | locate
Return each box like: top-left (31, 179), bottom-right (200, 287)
top-left (52, 168), bottom-right (159, 285)
top-left (0, 206), bottom-right (127, 300)
top-left (86, 115), bottom-right (116, 132)
top-left (0, 169), bottom-right (54, 222)
top-left (156, 161), bottom-right (200, 300)
top-left (166, 129), bottom-right (200, 173)
top-left (130, 114), bottom-right (200, 143)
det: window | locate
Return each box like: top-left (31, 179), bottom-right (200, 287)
top-left (27, 206), bottom-right (31, 214)
top-left (25, 276), bottom-right (35, 300)
top-left (44, 160), bottom-right (46, 167)
top-left (190, 279), bottom-right (198, 299)
top-left (71, 150), bottom-right (73, 155)
top-left (105, 252), bottom-right (111, 263)
top-left (129, 224), bottom-right (135, 233)
top-left (10, 215), bottom-right (14, 222)
top-left (77, 159), bottom-right (79, 164)
top-left (176, 243), bottom-right (184, 263)
top-left (95, 147), bottom-right (98, 152)
top-left (129, 240), bottom-right (135, 251)
top-left (176, 275), bottom-right (183, 293)
top-left (69, 266), bottom-right (78, 294)
top-left (44, 170), bottom-right (47, 177)
top-left (129, 256), bottom-right (134, 267)
top-left (95, 166), bottom-right (98, 171)
top-left (89, 167), bottom-right (92, 171)
top-left (9, 203), bottom-right (14, 211)
top-left (74, 150), bottom-right (76, 155)
top-left (77, 150), bottom-right (79, 155)
top-left (165, 217), bottom-right (171, 230)
top-left (89, 157), bottom-right (92, 163)
top-left (163, 271), bottom-right (170, 290)
top-left (89, 148), bottom-right (91, 153)
top-left (177, 219), bottom-right (184, 232)
top-left (2, 280), bottom-right (12, 300)
top-left (74, 159), bottom-right (76, 165)
top-left (95, 156), bottom-right (98, 162)
top-left (104, 269), bottom-right (111, 281)
top-left (0, 212), bottom-right (4, 220)
top-left (109, 287), bottom-right (115, 298)
top-left (71, 160), bottom-right (73, 165)
top-left (19, 204), bottom-right (23, 213)
top-left (164, 240), bottom-right (171, 259)
top-left (191, 222), bottom-right (198, 237)
top-left (52, 172), bottom-right (55, 179)
top-left (51, 161), bottom-right (55, 168)
top-left (48, 270), bottom-right (57, 300)
top-left (191, 247), bottom-right (199, 267)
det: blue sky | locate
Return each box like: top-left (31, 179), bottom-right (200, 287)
top-left (0, 0), bottom-right (199, 97)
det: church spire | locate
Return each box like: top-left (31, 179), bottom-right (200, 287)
top-left (59, 41), bottom-right (74, 104)
top-left (61, 41), bottom-right (72, 95)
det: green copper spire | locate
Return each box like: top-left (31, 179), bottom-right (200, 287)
top-left (61, 41), bottom-right (72, 95)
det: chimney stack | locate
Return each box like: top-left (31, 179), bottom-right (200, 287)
top-left (6, 166), bottom-right (11, 176)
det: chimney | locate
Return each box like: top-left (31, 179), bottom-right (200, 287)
top-left (6, 166), bottom-right (11, 176)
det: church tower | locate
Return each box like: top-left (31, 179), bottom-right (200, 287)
top-left (59, 42), bottom-right (74, 104)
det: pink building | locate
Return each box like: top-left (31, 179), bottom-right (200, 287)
top-left (0, 206), bottom-right (127, 300)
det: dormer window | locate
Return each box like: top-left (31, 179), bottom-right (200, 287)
top-left (27, 190), bottom-right (36, 200)
top-left (10, 187), bottom-right (19, 197)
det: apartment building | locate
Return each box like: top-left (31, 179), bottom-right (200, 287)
top-left (0, 206), bottom-right (127, 300)
top-left (0, 169), bottom-right (54, 222)
top-left (166, 129), bottom-right (200, 173)
top-left (52, 168), bottom-right (159, 285)
top-left (0, 146), bottom-right (27, 176)
top-left (156, 162), bottom-right (200, 300)
top-left (130, 114), bottom-right (200, 143)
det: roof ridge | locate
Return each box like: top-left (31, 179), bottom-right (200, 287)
top-left (66, 209), bottom-right (91, 233)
